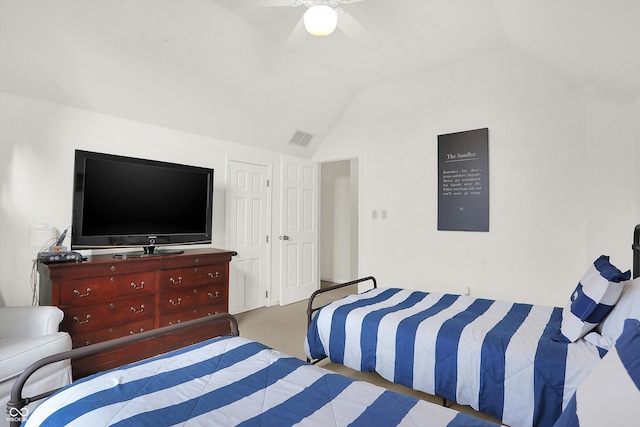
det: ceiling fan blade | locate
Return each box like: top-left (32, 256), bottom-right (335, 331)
top-left (227, 0), bottom-right (368, 9)
top-left (227, 0), bottom-right (305, 8)
top-left (335, 7), bottom-right (379, 50)
top-left (283, 16), bottom-right (308, 50)
top-left (332, 0), bottom-right (367, 4)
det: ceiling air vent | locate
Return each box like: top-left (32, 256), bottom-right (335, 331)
top-left (288, 130), bottom-right (314, 147)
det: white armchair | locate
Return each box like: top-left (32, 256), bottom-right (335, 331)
top-left (0, 306), bottom-right (72, 426)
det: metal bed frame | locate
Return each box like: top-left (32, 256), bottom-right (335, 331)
top-left (633, 224), bottom-right (639, 279)
top-left (306, 275), bottom-right (377, 364)
top-left (306, 224), bottom-right (640, 361)
top-left (6, 313), bottom-right (239, 427)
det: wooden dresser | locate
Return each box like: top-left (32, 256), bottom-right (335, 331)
top-left (39, 248), bottom-right (235, 378)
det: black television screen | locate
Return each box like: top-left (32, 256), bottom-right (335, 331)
top-left (71, 150), bottom-right (213, 254)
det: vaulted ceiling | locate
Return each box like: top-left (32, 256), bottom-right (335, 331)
top-left (1, 0), bottom-right (639, 157)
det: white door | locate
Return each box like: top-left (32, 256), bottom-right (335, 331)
top-left (280, 156), bottom-right (319, 305)
top-left (228, 160), bottom-right (270, 314)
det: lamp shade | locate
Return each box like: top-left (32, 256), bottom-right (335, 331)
top-left (303, 5), bottom-right (338, 36)
top-left (28, 222), bottom-right (56, 259)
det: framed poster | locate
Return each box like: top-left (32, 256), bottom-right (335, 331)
top-left (438, 128), bottom-right (489, 232)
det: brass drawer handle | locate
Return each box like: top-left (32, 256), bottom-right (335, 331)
top-left (207, 311), bottom-right (219, 316)
top-left (208, 272), bottom-right (220, 279)
top-left (131, 281), bottom-right (145, 290)
top-left (73, 314), bottom-right (91, 324)
top-left (169, 298), bottom-right (182, 306)
top-left (130, 304), bottom-right (145, 313)
top-left (168, 320), bottom-right (182, 325)
top-left (208, 291), bottom-right (220, 299)
top-left (129, 328), bottom-right (145, 335)
top-left (170, 276), bottom-right (183, 285)
top-left (73, 288), bottom-right (92, 297)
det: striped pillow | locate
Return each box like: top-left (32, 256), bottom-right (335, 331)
top-left (558, 255), bottom-right (630, 343)
top-left (553, 318), bottom-right (640, 427)
top-left (597, 277), bottom-right (640, 343)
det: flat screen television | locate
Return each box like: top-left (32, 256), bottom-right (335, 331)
top-left (71, 150), bottom-right (214, 256)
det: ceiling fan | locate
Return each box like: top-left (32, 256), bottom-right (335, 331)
top-left (231, 0), bottom-right (379, 49)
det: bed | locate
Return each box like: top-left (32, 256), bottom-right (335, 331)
top-left (305, 225), bottom-right (640, 427)
top-left (7, 313), bottom-right (502, 427)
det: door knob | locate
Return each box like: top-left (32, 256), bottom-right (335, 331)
top-left (280, 235), bottom-right (290, 240)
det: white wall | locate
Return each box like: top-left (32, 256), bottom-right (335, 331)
top-left (584, 85), bottom-right (638, 265)
top-left (0, 92), bottom-right (285, 306)
top-left (314, 48), bottom-right (639, 306)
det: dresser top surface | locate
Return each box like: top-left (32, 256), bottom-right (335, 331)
top-left (45, 248), bottom-right (235, 274)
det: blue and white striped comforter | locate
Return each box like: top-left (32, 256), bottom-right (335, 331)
top-left (305, 288), bottom-right (603, 427)
top-left (23, 335), bottom-right (498, 427)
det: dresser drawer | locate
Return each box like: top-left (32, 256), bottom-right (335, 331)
top-left (57, 272), bottom-right (156, 306)
top-left (48, 259), bottom-right (158, 281)
top-left (160, 264), bottom-right (226, 290)
top-left (159, 305), bottom-right (227, 327)
top-left (61, 294), bottom-right (155, 334)
top-left (159, 251), bottom-right (233, 269)
top-left (71, 320), bottom-right (230, 379)
top-left (160, 284), bottom-right (227, 314)
top-left (71, 318), bottom-right (155, 347)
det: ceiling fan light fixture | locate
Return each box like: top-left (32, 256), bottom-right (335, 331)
top-left (303, 5), bottom-right (338, 37)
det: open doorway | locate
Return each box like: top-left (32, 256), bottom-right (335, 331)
top-left (320, 159), bottom-right (359, 284)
